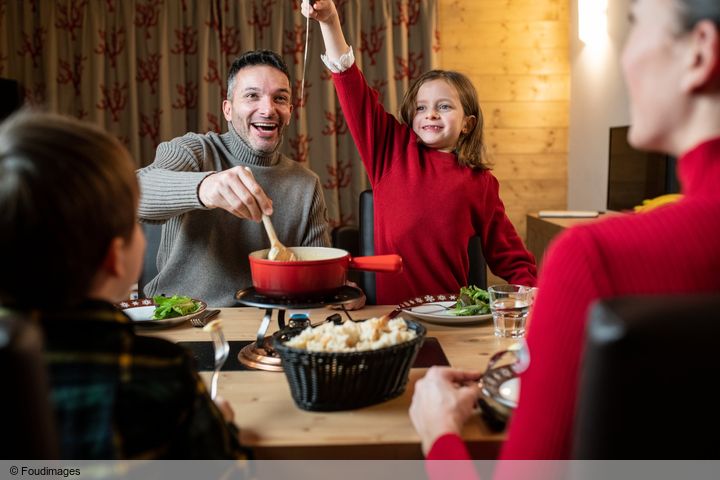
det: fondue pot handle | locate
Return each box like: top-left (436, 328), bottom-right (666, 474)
top-left (348, 254), bottom-right (402, 273)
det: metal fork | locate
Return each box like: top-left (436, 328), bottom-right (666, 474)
top-left (203, 318), bottom-right (229, 400)
top-left (483, 339), bottom-right (531, 377)
top-left (190, 309), bottom-right (220, 328)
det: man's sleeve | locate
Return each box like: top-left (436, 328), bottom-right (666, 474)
top-left (137, 134), bottom-right (215, 221)
top-left (302, 177), bottom-right (331, 247)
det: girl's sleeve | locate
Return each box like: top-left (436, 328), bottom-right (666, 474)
top-left (331, 64), bottom-right (411, 186)
top-left (477, 175), bottom-right (537, 287)
top-left (137, 134), bottom-right (214, 221)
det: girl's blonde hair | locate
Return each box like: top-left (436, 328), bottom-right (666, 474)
top-left (399, 70), bottom-right (489, 169)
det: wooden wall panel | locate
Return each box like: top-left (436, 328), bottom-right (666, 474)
top-left (459, 49), bottom-right (569, 76)
top-left (442, 21), bottom-right (569, 50)
top-left (451, 0), bottom-right (569, 22)
top-left (473, 75), bottom-right (570, 102)
top-left (438, 0), bottom-right (570, 284)
top-left (482, 102), bottom-right (569, 129)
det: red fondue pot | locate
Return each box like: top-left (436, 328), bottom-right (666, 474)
top-left (249, 246), bottom-right (402, 296)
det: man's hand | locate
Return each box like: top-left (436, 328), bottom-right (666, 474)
top-left (409, 367), bottom-right (483, 455)
top-left (198, 166), bottom-right (273, 221)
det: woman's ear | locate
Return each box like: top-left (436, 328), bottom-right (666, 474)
top-left (462, 115), bottom-right (477, 134)
top-left (681, 20), bottom-right (720, 93)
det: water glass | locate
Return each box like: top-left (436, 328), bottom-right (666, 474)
top-left (489, 284), bottom-right (532, 338)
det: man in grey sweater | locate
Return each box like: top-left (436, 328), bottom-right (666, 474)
top-left (137, 50), bottom-right (330, 306)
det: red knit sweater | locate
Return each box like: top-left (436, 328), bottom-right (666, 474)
top-left (332, 65), bottom-right (537, 305)
top-left (427, 137), bottom-right (720, 465)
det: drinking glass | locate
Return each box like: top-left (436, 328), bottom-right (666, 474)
top-left (488, 284), bottom-right (532, 338)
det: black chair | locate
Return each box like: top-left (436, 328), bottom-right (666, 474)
top-left (332, 189), bottom-right (487, 304)
top-left (331, 224), bottom-right (361, 287)
top-left (574, 294), bottom-right (720, 459)
top-left (358, 189), bottom-right (377, 304)
top-left (138, 222), bottom-right (163, 298)
top-left (0, 314), bottom-right (59, 458)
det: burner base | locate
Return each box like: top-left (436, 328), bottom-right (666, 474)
top-left (237, 341), bottom-right (283, 372)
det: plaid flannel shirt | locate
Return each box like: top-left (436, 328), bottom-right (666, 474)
top-left (32, 300), bottom-right (249, 459)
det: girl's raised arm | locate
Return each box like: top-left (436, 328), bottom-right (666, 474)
top-left (302, 0), bottom-right (350, 61)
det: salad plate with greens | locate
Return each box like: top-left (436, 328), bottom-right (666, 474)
top-left (398, 286), bottom-right (492, 325)
top-left (118, 295), bottom-right (207, 328)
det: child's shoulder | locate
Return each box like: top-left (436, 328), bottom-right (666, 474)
top-left (462, 165), bottom-right (497, 184)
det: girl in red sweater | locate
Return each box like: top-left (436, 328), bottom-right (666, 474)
top-left (302, 1), bottom-right (536, 305)
top-left (409, 0), bottom-right (720, 467)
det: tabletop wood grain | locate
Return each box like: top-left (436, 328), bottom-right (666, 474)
top-left (144, 304), bottom-right (515, 459)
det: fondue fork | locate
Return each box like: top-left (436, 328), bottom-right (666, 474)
top-left (203, 319), bottom-right (229, 400)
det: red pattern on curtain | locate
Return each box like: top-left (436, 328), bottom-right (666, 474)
top-left (0, 0), bottom-right (439, 227)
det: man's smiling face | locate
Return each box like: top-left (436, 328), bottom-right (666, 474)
top-left (223, 65), bottom-right (293, 154)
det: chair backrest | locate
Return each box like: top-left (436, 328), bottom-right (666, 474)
top-left (139, 222), bottom-right (163, 298)
top-left (331, 225), bottom-right (361, 286)
top-left (357, 189), bottom-right (487, 304)
top-left (467, 235), bottom-right (487, 290)
top-left (358, 190), bottom-right (377, 304)
top-left (0, 314), bottom-right (59, 458)
top-left (574, 294), bottom-right (720, 459)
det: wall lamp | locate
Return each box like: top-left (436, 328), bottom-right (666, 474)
top-left (579, 0), bottom-right (608, 45)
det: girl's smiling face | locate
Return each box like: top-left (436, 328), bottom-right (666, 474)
top-left (412, 79), bottom-right (474, 152)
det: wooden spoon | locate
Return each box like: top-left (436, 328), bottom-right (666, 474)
top-left (242, 166), bottom-right (297, 262)
top-left (262, 214), bottom-right (297, 262)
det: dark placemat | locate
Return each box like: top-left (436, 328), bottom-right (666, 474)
top-left (178, 337), bottom-right (450, 372)
top-left (178, 340), bottom-right (254, 372)
top-left (413, 337), bottom-right (450, 368)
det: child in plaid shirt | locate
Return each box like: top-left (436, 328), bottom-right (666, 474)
top-left (0, 112), bottom-right (249, 459)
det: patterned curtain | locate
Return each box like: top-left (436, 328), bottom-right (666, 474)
top-left (0, 0), bottom-right (438, 227)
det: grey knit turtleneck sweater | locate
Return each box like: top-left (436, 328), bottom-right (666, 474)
top-left (137, 125), bottom-right (330, 306)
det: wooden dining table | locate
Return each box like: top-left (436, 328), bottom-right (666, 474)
top-left (144, 304), bottom-right (515, 459)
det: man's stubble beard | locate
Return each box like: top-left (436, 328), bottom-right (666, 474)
top-left (230, 121), bottom-right (287, 156)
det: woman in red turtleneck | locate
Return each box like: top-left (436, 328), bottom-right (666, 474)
top-left (410, 0), bottom-right (720, 464)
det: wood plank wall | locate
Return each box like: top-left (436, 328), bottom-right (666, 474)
top-left (438, 0), bottom-right (570, 281)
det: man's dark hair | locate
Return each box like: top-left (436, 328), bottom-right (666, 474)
top-left (227, 50), bottom-right (291, 100)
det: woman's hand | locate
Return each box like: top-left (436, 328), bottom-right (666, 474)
top-left (409, 367), bottom-right (483, 455)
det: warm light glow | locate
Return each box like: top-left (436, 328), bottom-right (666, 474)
top-left (579, 0), bottom-right (608, 45)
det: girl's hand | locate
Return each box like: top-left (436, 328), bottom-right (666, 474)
top-left (409, 367), bottom-right (483, 455)
top-left (301, 0), bottom-right (337, 23)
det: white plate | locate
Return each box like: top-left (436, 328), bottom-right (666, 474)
top-left (117, 298), bottom-right (207, 328)
top-left (398, 295), bottom-right (492, 326)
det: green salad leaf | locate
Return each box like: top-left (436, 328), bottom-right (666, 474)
top-left (152, 295), bottom-right (201, 319)
top-left (449, 285), bottom-right (490, 316)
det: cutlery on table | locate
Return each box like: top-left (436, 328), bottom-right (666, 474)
top-left (203, 319), bottom-right (229, 400)
top-left (190, 308), bottom-right (220, 328)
